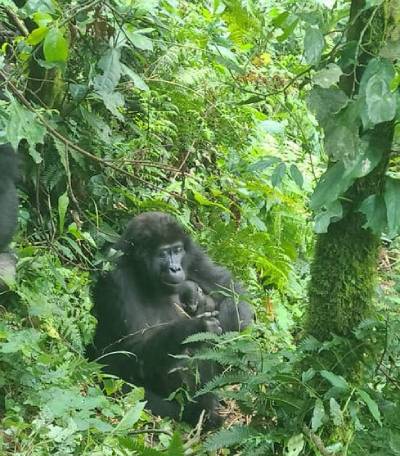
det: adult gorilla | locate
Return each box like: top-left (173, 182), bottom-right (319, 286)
top-left (0, 143), bottom-right (18, 289)
top-left (90, 212), bottom-right (252, 428)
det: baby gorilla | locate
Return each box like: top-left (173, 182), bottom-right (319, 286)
top-left (177, 280), bottom-right (219, 319)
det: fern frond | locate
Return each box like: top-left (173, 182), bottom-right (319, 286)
top-left (204, 426), bottom-right (258, 452)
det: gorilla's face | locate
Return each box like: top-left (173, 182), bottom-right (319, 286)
top-left (151, 241), bottom-right (186, 287)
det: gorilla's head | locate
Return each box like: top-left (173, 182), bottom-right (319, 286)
top-left (114, 212), bottom-right (192, 287)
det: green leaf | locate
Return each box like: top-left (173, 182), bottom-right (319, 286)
top-left (58, 192), bottom-right (69, 235)
top-left (320, 370), bottom-right (349, 390)
top-left (311, 399), bottom-right (325, 432)
top-left (32, 11), bottom-right (53, 27)
top-left (249, 156), bottom-right (280, 172)
top-left (94, 48), bottom-right (122, 93)
top-left (166, 432), bottom-right (184, 456)
top-left (121, 63), bottom-right (149, 91)
top-left (313, 63), bottom-right (342, 88)
top-left (284, 434), bottom-right (304, 456)
top-left (43, 28), bottom-right (68, 63)
top-left (204, 426), bottom-right (256, 451)
top-left (329, 398), bottom-right (343, 426)
top-left (365, 73), bottom-right (396, 124)
top-left (114, 401), bottom-right (146, 431)
top-left (324, 123), bottom-right (359, 162)
top-left (26, 26), bottom-right (48, 45)
top-left (304, 27), bottom-right (324, 65)
top-left (289, 164), bottom-right (303, 188)
top-left (260, 120), bottom-right (285, 134)
top-left (358, 58), bottom-right (396, 128)
top-left (271, 162), bottom-right (286, 187)
top-left (6, 100), bottom-right (46, 163)
top-left (193, 191), bottom-right (231, 213)
top-left (124, 28), bottom-right (154, 51)
top-left (358, 194), bottom-right (387, 235)
top-left (311, 137), bottom-right (383, 211)
top-left (384, 177), bottom-right (400, 238)
top-left (357, 389), bottom-right (382, 426)
top-left (277, 16), bottom-right (299, 42)
top-left (314, 200), bottom-right (342, 233)
top-left (307, 87), bottom-right (348, 126)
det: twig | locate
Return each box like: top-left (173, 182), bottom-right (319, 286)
top-left (3, 6), bottom-right (29, 36)
top-left (127, 428), bottom-right (173, 437)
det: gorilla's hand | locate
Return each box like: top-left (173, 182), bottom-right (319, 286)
top-left (199, 314), bottom-right (222, 335)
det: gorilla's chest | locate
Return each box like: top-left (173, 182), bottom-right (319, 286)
top-left (123, 292), bottom-right (184, 329)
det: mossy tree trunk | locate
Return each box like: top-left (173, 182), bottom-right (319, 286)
top-left (307, 125), bottom-right (393, 339)
top-left (306, 0), bottom-right (396, 340)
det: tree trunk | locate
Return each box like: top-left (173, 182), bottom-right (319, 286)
top-left (305, 1), bottom-right (395, 340)
top-left (306, 124), bottom-right (394, 339)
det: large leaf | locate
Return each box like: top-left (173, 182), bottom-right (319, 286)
top-left (324, 123), bottom-right (359, 162)
top-left (93, 48), bottom-right (122, 93)
top-left (358, 58), bottom-right (396, 128)
top-left (271, 162), bottom-right (286, 187)
top-left (320, 370), bottom-right (349, 390)
top-left (307, 87), bottom-right (348, 126)
top-left (114, 401), bottom-right (146, 431)
top-left (313, 63), bottom-right (342, 88)
top-left (121, 64), bottom-right (149, 91)
top-left (43, 28), bottom-right (69, 63)
top-left (304, 27), bottom-right (324, 65)
top-left (6, 100), bottom-right (46, 163)
top-left (357, 389), bottom-right (382, 426)
top-left (365, 73), bottom-right (396, 124)
top-left (124, 27), bottom-right (154, 51)
top-left (311, 136), bottom-right (383, 211)
top-left (358, 194), bottom-right (387, 235)
top-left (384, 177), bottom-right (400, 238)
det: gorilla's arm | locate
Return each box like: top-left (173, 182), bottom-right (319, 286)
top-left (188, 245), bottom-right (253, 332)
top-left (91, 272), bottom-right (218, 380)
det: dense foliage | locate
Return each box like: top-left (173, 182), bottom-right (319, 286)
top-left (0, 0), bottom-right (400, 454)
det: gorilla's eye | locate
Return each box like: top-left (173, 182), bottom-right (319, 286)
top-left (158, 249), bottom-right (168, 258)
top-left (174, 246), bottom-right (183, 254)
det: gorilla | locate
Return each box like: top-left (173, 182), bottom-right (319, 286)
top-left (90, 212), bottom-right (253, 428)
top-left (0, 143), bottom-right (18, 289)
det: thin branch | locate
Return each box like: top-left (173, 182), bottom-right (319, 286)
top-left (3, 6), bottom-right (29, 36)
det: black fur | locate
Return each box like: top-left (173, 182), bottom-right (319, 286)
top-left (0, 143), bottom-right (18, 252)
top-left (90, 212), bottom-right (252, 428)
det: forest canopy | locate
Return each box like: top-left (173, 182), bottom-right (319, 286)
top-left (0, 0), bottom-right (400, 454)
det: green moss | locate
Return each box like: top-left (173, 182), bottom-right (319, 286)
top-left (306, 211), bottom-right (379, 340)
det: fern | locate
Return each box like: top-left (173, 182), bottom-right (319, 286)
top-left (195, 372), bottom-right (249, 396)
top-left (203, 426), bottom-right (258, 452)
top-left (183, 332), bottom-right (222, 344)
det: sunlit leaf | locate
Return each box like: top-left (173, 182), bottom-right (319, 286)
top-left (43, 28), bottom-right (68, 63)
